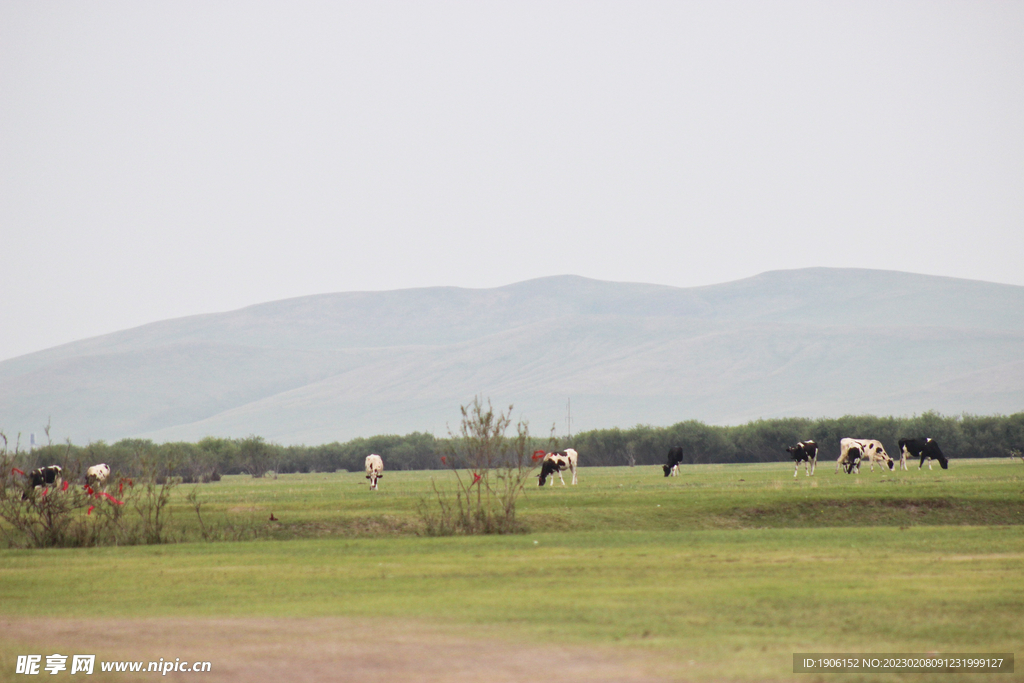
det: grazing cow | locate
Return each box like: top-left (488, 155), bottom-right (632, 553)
top-left (86, 463), bottom-right (111, 490)
top-left (538, 449), bottom-right (578, 486)
top-left (364, 454), bottom-right (384, 490)
top-left (898, 438), bottom-right (948, 470)
top-left (786, 441), bottom-right (818, 477)
top-left (839, 445), bottom-right (861, 474)
top-left (28, 465), bottom-right (62, 489)
top-left (663, 446), bottom-right (684, 477)
top-left (24, 465), bottom-right (62, 498)
top-left (836, 439), bottom-right (894, 474)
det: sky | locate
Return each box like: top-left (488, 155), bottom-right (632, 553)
top-left (1, 1), bottom-right (1022, 362)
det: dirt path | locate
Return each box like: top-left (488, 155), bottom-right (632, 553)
top-left (2, 617), bottom-right (685, 682)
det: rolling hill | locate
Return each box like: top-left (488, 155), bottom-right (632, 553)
top-left (1, 268), bottom-right (1022, 445)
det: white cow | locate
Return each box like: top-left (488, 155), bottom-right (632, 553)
top-left (538, 449), bottom-right (578, 486)
top-left (364, 454), bottom-right (384, 490)
top-left (86, 463), bottom-right (111, 490)
top-left (836, 438), bottom-right (894, 474)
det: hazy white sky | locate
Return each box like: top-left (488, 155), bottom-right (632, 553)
top-left (2, 1), bottom-right (1022, 361)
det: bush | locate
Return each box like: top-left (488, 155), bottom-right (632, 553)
top-left (0, 432), bottom-right (180, 548)
top-left (418, 398), bottom-right (548, 535)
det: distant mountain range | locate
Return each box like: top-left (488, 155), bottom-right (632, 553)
top-left (2, 268), bottom-right (1022, 446)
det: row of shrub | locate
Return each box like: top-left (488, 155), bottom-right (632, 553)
top-left (5, 412), bottom-right (1022, 478)
top-left (573, 412), bottom-right (1024, 466)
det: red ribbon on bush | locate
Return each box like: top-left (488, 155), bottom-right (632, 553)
top-left (531, 450), bottom-right (547, 462)
top-left (41, 487), bottom-right (48, 497)
top-left (87, 506), bottom-right (95, 515)
top-left (62, 480), bottom-right (69, 492)
top-left (99, 492), bottom-right (124, 506)
top-left (11, 467), bottom-right (24, 476)
top-left (118, 481), bottom-right (123, 494)
top-left (440, 456), bottom-right (447, 465)
top-left (85, 486), bottom-right (94, 495)
top-left (472, 472), bottom-right (482, 484)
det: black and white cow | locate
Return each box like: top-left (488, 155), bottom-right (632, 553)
top-left (836, 439), bottom-right (894, 474)
top-left (663, 446), bottom-right (684, 477)
top-left (23, 465), bottom-right (63, 498)
top-left (364, 454), bottom-right (384, 490)
top-left (86, 463), bottom-right (111, 490)
top-left (538, 449), bottom-right (578, 486)
top-left (838, 445), bottom-right (861, 474)
top-left (786, 441), bottom-right (818, 477)
top-left (898, 438), bottom-right (948, 470)
top-left (28, 465), bottom-right (62, 489)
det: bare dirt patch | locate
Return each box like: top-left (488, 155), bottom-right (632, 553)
top-left (1, 617), bottom-right (681, 683)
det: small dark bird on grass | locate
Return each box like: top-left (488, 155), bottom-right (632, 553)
top-left (269, 513), bottom-right (278, 521)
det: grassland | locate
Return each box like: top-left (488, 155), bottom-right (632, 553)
top-left (1, 460), bottom-right (1022, 682)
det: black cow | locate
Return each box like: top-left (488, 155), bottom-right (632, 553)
top-left (898, 438), bottom-right (948, 470)
top-left (663, 446), bottom-right (684, 477)
top-left (785, 441), bottom-right (818, 477)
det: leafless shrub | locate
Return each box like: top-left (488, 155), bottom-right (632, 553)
top-left (418, 398), bottom-right (552, 535)
top-left (185, 486), bottom-right (268, 542)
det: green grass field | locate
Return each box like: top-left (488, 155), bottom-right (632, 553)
top-left (1, 460), bottom-right (1022, 681)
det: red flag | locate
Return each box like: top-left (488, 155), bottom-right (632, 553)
top-left (87, 506), bottom-right (95, 515)
top-left (440, 456), bottom-right (447, 465)
top-left (62, 480), bottom-right (69, 492)
top-left (472, 472), bottom-right (482, 484)
top-left (86, 486), bottom-right (94, 496)
top-left (11, 467), bottom-right (24, 476)
top-left (532, 450), bottom-right (547, 462)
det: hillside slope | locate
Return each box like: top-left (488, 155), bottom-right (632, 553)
top-left (1, 268), bottom-right (1022, 445)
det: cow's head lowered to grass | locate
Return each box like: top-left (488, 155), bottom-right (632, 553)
top-left (537, 449), bottom-right (578, 486)
top-left (663, 446), bottom-right (684, 477)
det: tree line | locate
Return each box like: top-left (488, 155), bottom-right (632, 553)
top-left (5, 411), bottom-right (1022, 478)
top-left (571, 412), bottom-right (1024, 466)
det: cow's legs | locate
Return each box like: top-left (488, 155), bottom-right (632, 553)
top-left (557, 470), bottom-right (567, 486)
top-left (794, 462), bottom-right (799, 478)
top-left (809, 457), bottom-right (816, 476)
top-left (570, 464), bottom-right (577, 485)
